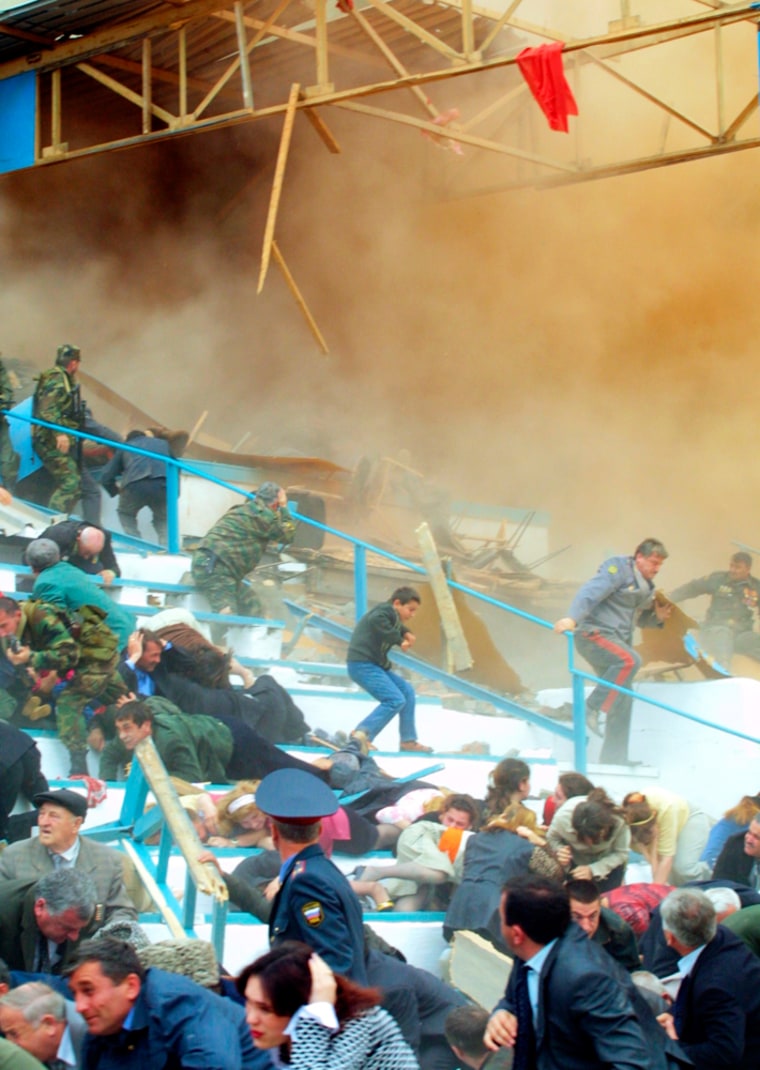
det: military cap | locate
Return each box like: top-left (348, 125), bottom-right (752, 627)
top-left (33, 788), bottom-right (88, 820)
top-left (256, 769), bottom-right (338, 823)
top-left (255, 481), bottom-right (281, 505)
top-left (56, 343), bottom-right (81, 367)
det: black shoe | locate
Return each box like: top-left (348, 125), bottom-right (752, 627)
top-left (68, 750), bottom-right (89, 777)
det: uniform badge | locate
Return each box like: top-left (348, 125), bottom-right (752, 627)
top-left (608, 565), bottom-right (618, 574)
top-left (291, 861), bottom-right (306, 879)
top-left (301, 901), bottom-right (324, 926)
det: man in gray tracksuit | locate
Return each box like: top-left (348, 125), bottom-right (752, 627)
top-left (554, 538), bottom-right (670, 765)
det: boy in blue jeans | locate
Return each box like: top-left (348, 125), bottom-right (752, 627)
top-left (347, 586), bottom-right (432, 753)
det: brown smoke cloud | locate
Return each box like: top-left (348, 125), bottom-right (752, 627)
top-left (0, 39), bottom-right (758, 592)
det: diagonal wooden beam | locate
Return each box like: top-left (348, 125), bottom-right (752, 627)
top-left (362, 0), bottom-right (464, 63)
top-left (195, 0), bottom-right (293, 119)
top-left (584, 50), bottom-right (716, 142)
top-left (333, 99), bottom-right (577, 171)
top-left (723, 93), bottom-right (759, 140)
top-left (301, 98), bottom-right (341, 153)
top-left (258, 83), bottom-right (300, 294)
top-left (272, 240), bottom-right (329, 354)
top-left (350, 7), bottom-right (439, 120)
top-left (76, 61), bottom-right (177, 126)
top-left (478, 0), bottom-right (526, 56)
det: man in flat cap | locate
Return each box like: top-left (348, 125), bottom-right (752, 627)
top-left (0, 790), bottom-right (141, 925)
top-left (191, 482), bottom-right (296, 619)
top-left (255, 768), bottom-right (367, 983)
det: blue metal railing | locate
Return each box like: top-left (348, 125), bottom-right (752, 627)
top-left (7, 408), bottom-right (760, 772)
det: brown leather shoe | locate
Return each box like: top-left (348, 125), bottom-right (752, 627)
top-left (350, 730), bottom-right (376, 755)
top-left (399, 740), bottom-right (434, 753)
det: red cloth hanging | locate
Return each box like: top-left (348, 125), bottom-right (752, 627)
top-left (516, 42), bottom-right (578, 133)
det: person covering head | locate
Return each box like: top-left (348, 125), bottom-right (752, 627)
top-left (25, 539), bottom-right (61, 572)
top-left (33, 869), bottom-right (97, 944)
top-left (256, 768), bottom-right (338, 824)
top-left (255, 482), bottom-right (281, 506)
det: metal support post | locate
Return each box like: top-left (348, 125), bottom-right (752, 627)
top-left (354, 543), bottom-right (367, 621)
top-left (166, 462), bottom-right (180, 553)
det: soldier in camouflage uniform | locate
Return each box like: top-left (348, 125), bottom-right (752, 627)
top-left (0, 357), bottom-right (19, 492)
top-left (0, 594), bottom-right (127, 776)
top-left (32, 344), bottom-right (85, 514)
top-left (191, 482), bottom-right (297, 617)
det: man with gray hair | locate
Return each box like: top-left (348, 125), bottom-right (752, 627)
top-left (0, 870), bottom-right (96, 975)
top-left (0, 790), bottom-right (141, 924)
top-left (658, 886), bottom-right (760, 1069)
top-left (0, 982), bottom-right (86, 1069)
top-left (27, 539), bottom-right (134, 649)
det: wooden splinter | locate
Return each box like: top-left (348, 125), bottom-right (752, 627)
top-left (272, 240), bottom-right (329, 355)
top-left (257, 82), bottom-right (300, 294)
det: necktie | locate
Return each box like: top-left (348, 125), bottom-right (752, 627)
top-left (511, 961), bottom-right (537, 1070)
top-left (672, 976), bottom-right (689, 1037)
top-left (51, 853), bottom-right (64, 870)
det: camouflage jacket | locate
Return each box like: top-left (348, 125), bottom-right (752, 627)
top-left (198, 499), bottom-right (297, 576)
top-left (0, 360), bottom-right (14, 412)
top-left (13, 600), bottom-right (80, 674)
top-left (32, 366), bottom-right (83, 446)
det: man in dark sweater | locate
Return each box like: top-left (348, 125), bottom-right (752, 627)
top-left (346, 586), bottom-right (431, 753)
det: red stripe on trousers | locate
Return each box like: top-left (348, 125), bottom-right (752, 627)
top-left (585, 632), bottom-right (637, 715)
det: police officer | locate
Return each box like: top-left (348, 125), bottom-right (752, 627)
top-left (256, 768), bottom-right (368, 983)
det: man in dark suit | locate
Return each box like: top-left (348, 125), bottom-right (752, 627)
top-left (712, 816), bottom-right (760, 887)
top-left (485, 875), bottom-right (686, 1070)
top-left (0, 871), bottom-right (96, 976)
top-left (657, 886), bottom-right (760, 1069)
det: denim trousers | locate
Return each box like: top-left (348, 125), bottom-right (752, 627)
top-left (347, 661), bottom-right (417, 742)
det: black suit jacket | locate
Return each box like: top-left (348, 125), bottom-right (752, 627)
top-left (712, 830), bottom-right (754, 885)
top-left (676, 925), bottom-right (760, 1070)
top-left (496, 924), bottom-right (688, 1070)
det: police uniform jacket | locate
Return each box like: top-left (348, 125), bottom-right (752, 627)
top-left (269, 842), bottom-right (367, 983)
top-left (567, 555), bottom-right (660, 644)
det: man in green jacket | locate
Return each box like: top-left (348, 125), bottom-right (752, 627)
top-left (99, 698), bottom-right (326, 784)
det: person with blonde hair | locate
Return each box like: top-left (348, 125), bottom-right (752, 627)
top-left (622, 788), bottom-right (711, 884)
top-left (443, 802), bottom-right (564, 949)
top-left (700, 792), bottom-right (760, 870)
